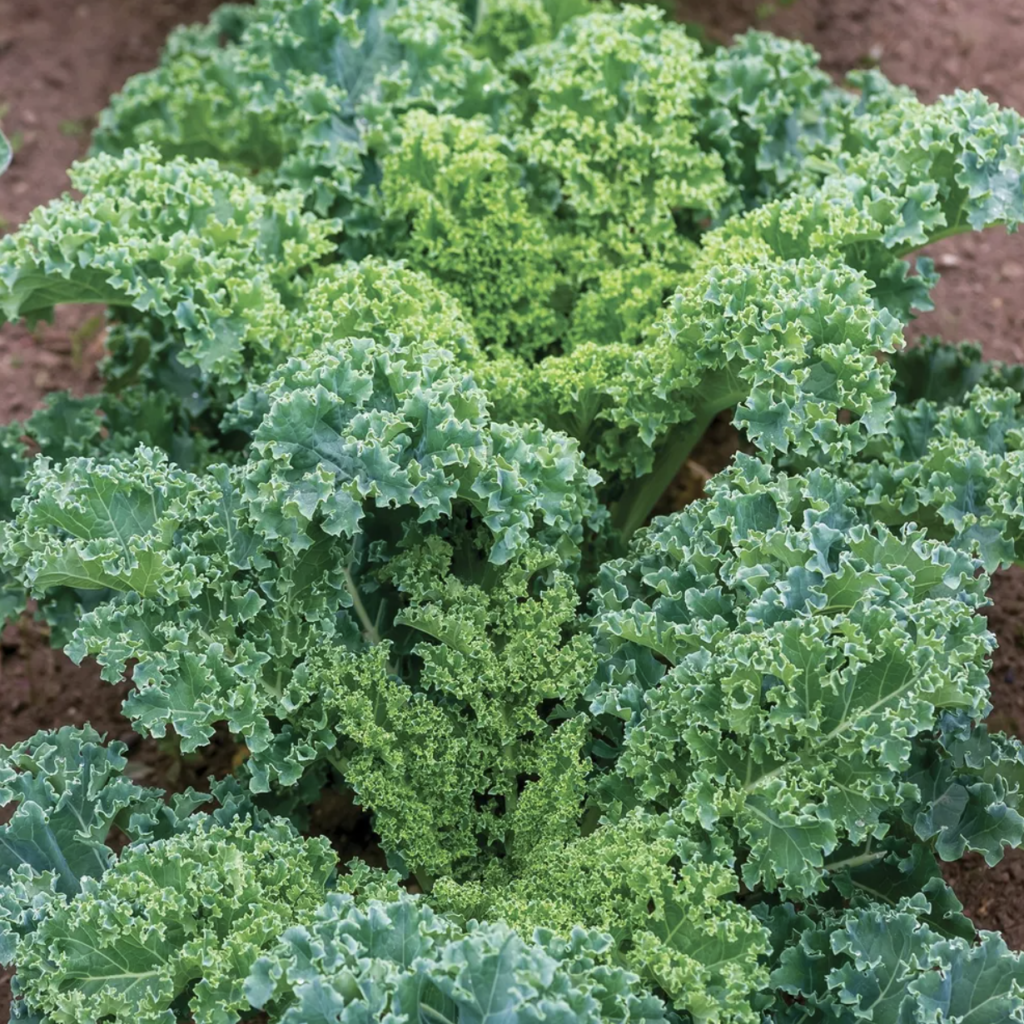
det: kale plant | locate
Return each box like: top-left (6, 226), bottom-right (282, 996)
top-left (2, 1), bottom-right (1024, 1021)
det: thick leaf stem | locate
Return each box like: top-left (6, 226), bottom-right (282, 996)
top-left (611, 410), bottom-right (718, 540)
top-left (343, 563), bottom-right (381, 646)
top-left (326, 748), bottom-right (348, 777)
top-left (823, 848), bottom-right (888, 874)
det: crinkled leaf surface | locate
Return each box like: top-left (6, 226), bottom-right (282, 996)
top-left (12, 816), bottom-right (335, 1024)
top-left (592, 457), bottom-right (994, 895)
top-left (249, 894), bottom-right (668, 1024)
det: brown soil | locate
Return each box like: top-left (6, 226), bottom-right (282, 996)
top-left (1, 0), bottom-right (1024, 1015)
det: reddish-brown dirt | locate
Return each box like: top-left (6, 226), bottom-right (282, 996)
top-left (1, 0), bottom-right (1024, 1016)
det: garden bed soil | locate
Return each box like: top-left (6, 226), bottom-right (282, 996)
top-left (2, 0), bottom-right (1024, 1014)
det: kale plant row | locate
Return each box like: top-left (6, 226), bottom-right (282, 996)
top-left (2, 1), bottom-right (1024, 1021)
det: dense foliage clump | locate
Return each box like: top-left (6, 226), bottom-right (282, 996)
top-left (3, 1), bottom-right (1024, 1021)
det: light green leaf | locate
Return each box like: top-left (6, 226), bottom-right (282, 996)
top-left (13, 817), bottom-right (335, 1024)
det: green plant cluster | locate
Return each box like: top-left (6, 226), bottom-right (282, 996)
top-left (3, 1), bottom-right (1024, 1021)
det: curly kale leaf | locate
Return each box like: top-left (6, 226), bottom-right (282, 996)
top-left (467, 0), bottom-right (597, 65)
top-left (0, 385), bottom-right (224, 639)
top-left (245, 333), bottom-right (598, 565)
top-left (301, 539), bottom-right (593, 881)
top-left (381, 111), bottom-right (567, 360)
top-left (0, 726), bottom-right (211, 969)
top-left (780, 342), bottom-right (1024, 572)
top-left (905, 723), bottom-right (1024, 866)
top-left (0, 448), bottom-right (343, 761)
top-left (697, 32), bottom-right (914, 216)
top-left (0, 147), bottom-right (334, 383)
top-left (508, 7), bottom-right (728, 258)
top-left (434, 811), bottom-right (770, 1024)
top-left (704, 89), bottom-right (1024, 319)
top-left (291, 258), bottom-right (485, 372)
top-left (93, 0), bottom-right (502, 234)
top-left (248, 894), bottom-right (668, 1024)
top-left (608, 85), bottom-right (1024, 505)
top-left (0, 727), bottom-right (156, 899)
top-left (10, 816), bottom-right (336, 1024)
top-left (771, 900), bottom-right (1024, 1023)
top-left (4, 448), bottom-right (203, 597)
top-left (591, 456), bottom-right (996, 896)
